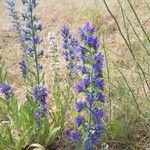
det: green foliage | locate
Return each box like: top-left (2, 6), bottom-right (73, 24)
top-left (0, 91), bottom-right (66, 149)
top-left (0, 62), bottom-right (7, 83)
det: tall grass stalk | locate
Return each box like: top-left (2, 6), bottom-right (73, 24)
top-left (101, 0), bottom-right (150, 135)
top-left (116, 0), bottom-right (149, 100)
top-left (126, 0), bottom-right (150, 44)
top-left (102, 0), bottom-right (150, 95)
top-left (102, 39), bottom-right (112, 122)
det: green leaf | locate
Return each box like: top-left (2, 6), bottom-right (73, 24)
top-left (45, 126), bottom-right (61, 146)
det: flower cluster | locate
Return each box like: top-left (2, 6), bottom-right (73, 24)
top-left (70, 22), bottom-right (105, 149)
top-left (0, 83), bottom-right (14, 100)
top-left (21, 1), bottom-right (44, 56)
top-left (7, 0), bottom-right (44, 81)
top-left (48, 32), bottom-right (60, 80)
top-left (19, 60), bottom-right (28, 77)
top-left (61, 25), bottom-right (78, 78)
top-left (32, 85), bottom-right (47, 122)
top-left (20, 0), bottom-right (44, 83)
top-left (6, 0), bottom-right (21, 38)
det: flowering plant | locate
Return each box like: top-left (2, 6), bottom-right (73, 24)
top-left (0, 0), bottom-right (63, 149)
top-left (69, 22), bottom-right (105, 150)
top-left (2, 1), bottom-right (105, 150)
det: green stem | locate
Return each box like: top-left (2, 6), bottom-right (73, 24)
top-left (126, 0), bottom-right (150, 44)
top-left (102, 0), bottom-right (150, 91)
top-left (103, 39), bottom-right (112, 122)
top-left (29, 0), bottom-right (40, 85)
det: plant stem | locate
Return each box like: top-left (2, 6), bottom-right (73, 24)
top-left (29, 0), bottom-right (40, 85)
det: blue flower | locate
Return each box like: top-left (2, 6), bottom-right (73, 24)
top-left (92, 63), bottom-right (103, 73)
top-left (86, 36), bottom-right (100, 49)
top-left (86, 36), bottom-right (96, 44)
top-left (34, 105), bottom-right (47, 126)
top-left (75, 81), bottom-right (85, 92)
top-left (19, 60), bottom-right (28, 77)
top-left (84, 139), bottom-right (93, 150)
top-left (75, 76), bottom-right (90, 92)
top-left (61, 25), bottom-right (70, 38)
top-left (93, 52), bottom-right (104, 72)
top-left (26, 22), bottom-right (31, 28)
top-left (6, 0), bottom-right (21, 37)
top-left (86, 93), bottom-right (96, 105)
top-left (82, 22), bottom-right (96, 34)
top-left (22, 12), bottom-right (28, 20)
top-left (28, 4), bottom-right (33, 11)
top-left (90, 130), bottom-right (101, 143)
top-left (37, 50), bottom-right (44, 57)
top-left (80, 53), bottom-right (88, 62)
top-left (78, 65), bottom-right (87, 73)
top-left (78, 22), bottom-right (96, 41)
top-left (67, 62), bottom-right (75, 69)
top-left (32, 85), bottom-right (47, 105)
top-left (92, 108), bottom-right (104, 119)
top-left (70, 22), bottom-right (105, 149)
top-left (94, 78), bottom-right (104, 89)
top-left (34, 106), bottom-right (47, 118)
top-left (23, 27), bottom-right (31, 34)
top-left (0, 83), bottom-right (14, 100)
top-left (25, 47), bottom-right (33, 54)
top-left (75, 101), bottom-right (86, 112)
top-left (75, 116), bottom-right (84, 126)
top-left (70, 131), bottom-right (80, 141)
top-left (33, 35), bottom-right (43, 44)
top-left (18, 0), bottom-right (45, 84)
top-left (34, 108), bottom-right (41, 119)
top-left (35, 23), bottom-right (44, 31)
top-left (61, 25), bottom-right (78, 78)
top-left (96, 92), bottom-right (105, 102)
top-left (76, 45), bottom-right (85, 53)
top-left (21, 35), bottom-right (29, 41)
top-left (32, 85), bottom-right (47, 123)
top-left (94, 52), bottom-right (103, 63)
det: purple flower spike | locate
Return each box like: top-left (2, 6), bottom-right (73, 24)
top-left (75, 101), bottom-right (86, 112)
top-left (78, 65), bottom-right (87, 73)
top-left (75, 116), bottom-right (84, 127)
top-left (86, 94), bottom-right (96, 105)
top-left (96, 92), bottom-right (105, 103)
top-left (61, 25), bottom-right (70, 38)
top-left (75, 76), bottom-right (90, 92)
top-left (76, 45), bottom-right (85, 53)
top-left (61, 25), bottom-right (78, 78)
top-left (0, 83), bottom-right (14, 100)
top-left (32, 85), bottom-right (47, 104)
top-left (70, 131), bottom-right (80, 141)
top-left (35, 23), bottom-right (44, 31)
top-left (94, 52), bottom-right (104, 63)
top-left (19, 60), bottom-right (28, 77)
top-left (94, 78), bottom-right (104, 89)
top-left (82, 22), bottom-right (96, 34)
top-left (33, 35), bottom-right (43, 44)
top-left (32, 85), bottom-right (47, 123)
top-left (70, 22), bottom-right (105, 149)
